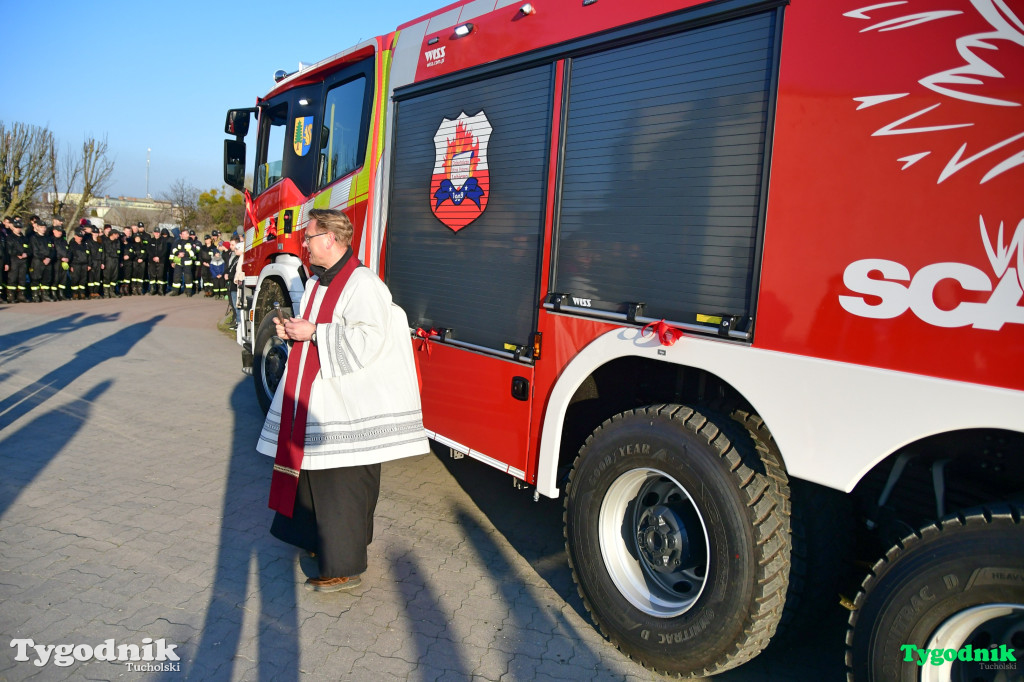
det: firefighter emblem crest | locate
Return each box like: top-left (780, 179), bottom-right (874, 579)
top-left (430, 112), bottom-right (492, 232)
top-left (293, 117), bottom-right (313, 157)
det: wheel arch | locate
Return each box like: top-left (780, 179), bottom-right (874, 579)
top-left (849, 426), bottom-right (1024, 549)
top-left (536, 330), bottom-right (776, 498)
top-left (534, 329), bottom-right (1024, 499)
top-left (252, 255), bottom-right (305, 327)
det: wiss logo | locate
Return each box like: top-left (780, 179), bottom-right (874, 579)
top-left (424, 46), bottom-right (446, 67)
top-left (839, 2), bottom-right (1024, 331)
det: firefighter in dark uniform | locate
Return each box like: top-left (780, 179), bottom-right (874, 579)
top-left (28, 216), bottom-right (56, 302)
top-left (199, 234), bottom-right (216, 297)
top-left (1, 217), bottom-right (10, 302)
top-left (83, 223), bottom-right (104, 298)
top-left (129, 230), bottom-right (146, 295)
top-left (169, 229), bottom-right (197, 296)
top-left (52, 221), bottom-right (69, 300)
top-left (188, 230), bottom-right (201, 295)
top-left (101, 225), bottom-right (121, 298)
top-left (160, 228), bottom-right (172, 292)
top-left (129, 222), bottom-right (144, 294)
top-left (68, 229), bottom-right (91, 299)
top-left (5, 217), bottom-right (31, 303)
top-left (118, 228), bottom-right (132, 295)
top-left (146, 226), bottom-right (166, 294)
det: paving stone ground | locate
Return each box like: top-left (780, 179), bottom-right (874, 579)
top-left (0, 297), bottom-right (846, 681)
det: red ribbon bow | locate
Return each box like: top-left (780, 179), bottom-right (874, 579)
top-left (414, 327), bottom-right (439, 355)
top-left (641, 319), bottom-right (684, 347)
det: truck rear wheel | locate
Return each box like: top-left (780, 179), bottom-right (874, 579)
top-left (564, 404), bottom-right (790, 677)
top-left (252, 310), bottom-right (288, 414)
top-left (846, 504), bottom-right (1024, 682)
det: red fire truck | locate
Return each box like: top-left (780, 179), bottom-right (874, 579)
top-left (223, 0), bottom-right (1024, 678)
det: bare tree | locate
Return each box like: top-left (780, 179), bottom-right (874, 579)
top-left (163, 177), bottom-right (201, 232)
top-left (1, 121), bottom-right (54, 218)
top-left (48, 138), bottom-right (82, 222)
top-left (66, 135), bottom-right (115, 226)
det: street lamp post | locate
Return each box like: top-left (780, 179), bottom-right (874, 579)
top-left (146, 148), bottom-right (151, 199)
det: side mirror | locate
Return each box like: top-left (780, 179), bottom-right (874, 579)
top-left (225, 109), bottom-right (255, 137)
top-left (224, 139), bottom-right (246, 191)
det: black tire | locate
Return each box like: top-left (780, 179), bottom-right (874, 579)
top-left (252, 310), bottom-right (289, 414)
top-left (846, 504), bottom-right (1024, 682)
top-left (564, 404), bottom-right (791, 677)
top-left (723, 408), bottom-right (853, 641)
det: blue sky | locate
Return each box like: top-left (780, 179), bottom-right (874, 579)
top-left (0, 0), bottom-right (441, 200)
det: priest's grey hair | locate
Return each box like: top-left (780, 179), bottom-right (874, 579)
top-left (308, 208), bottom-right (354, 246)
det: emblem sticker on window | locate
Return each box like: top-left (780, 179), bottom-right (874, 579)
top-left (430, 112), bottom-right (491, 232)
top-left (293, 116), bottom-right (312, 157)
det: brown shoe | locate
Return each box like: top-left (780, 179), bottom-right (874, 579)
top-left (304, 575), bottom-right (361, 592)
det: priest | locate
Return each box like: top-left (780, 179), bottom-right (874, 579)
top-left (257, 208), bottom-right (428, 592)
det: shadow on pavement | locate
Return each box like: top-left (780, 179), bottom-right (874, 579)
top-left (436, 452), bottom-right (581, 611)
top-left (389, 543), bottom-right (474, 678)
top-left (174, 378), bottom-right (300, 681)
top-left (454, 507), bottom-right (609, 677)
top-left (0, 313), bottom-right (157, 431)
top-left (0, 311), bottom-right (121, 356)
top-left (0, 315), bottom-right (161, 521)
top-left (0, 380), bottom-right (113, 519)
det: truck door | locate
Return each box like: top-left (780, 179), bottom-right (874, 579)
top-left (386, 64), bottom-right (554, 480)
top-left (251, 83), bottom-right (322, 240)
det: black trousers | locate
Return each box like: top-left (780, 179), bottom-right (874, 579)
top-left (29, 258), bottom-right (53, 297)
top-left (270, 464), bottom-right (381, 578)
top-left (6, 259), bottom-right (28, 298)
top-left (131, 261), bottom-right (147, 286)
top-left (102, 260), bottom-right (119, 287)
top-left (171, 264), bottom-right (193, 290)
top-left (68, 264), bottom-right (88, 295)
top-left (87, 261), bottom-right (102, 293)
top-left (148, 260), bottom-right (166, 290)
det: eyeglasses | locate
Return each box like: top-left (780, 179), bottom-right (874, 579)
top-left (303, 232), bottom-right (330, 244)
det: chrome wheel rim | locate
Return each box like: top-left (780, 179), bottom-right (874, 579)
top-left (598, 467), bottom-right (709, 617)
top-left (259, 334), bottom-right (288, 399)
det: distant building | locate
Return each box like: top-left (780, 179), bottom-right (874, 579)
top-left (40, 192), bottom-right (178, 230)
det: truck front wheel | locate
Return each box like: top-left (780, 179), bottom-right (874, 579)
top-left (564, 404), bottom-right (791, 677)
top-left (252, 311), bottom-right (288, 414)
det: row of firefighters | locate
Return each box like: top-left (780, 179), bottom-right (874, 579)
top-left (2, 215), bottom-right (233, 303)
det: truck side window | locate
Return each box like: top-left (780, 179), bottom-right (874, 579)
top-left (318, 76), bottom-right (367, 188)
top-left (255, 102), bottom-right (288, 195)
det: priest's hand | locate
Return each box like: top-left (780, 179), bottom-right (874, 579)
top-left (279, 317), bottom-right (315, 343)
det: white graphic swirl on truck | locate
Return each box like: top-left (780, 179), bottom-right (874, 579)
top-left (841, 0), bottom-right (1024, 330)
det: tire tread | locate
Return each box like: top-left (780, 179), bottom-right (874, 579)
top-left (845, 502), bottom-right (1024, 680)
top-left (564, 403), bottom-right (792, 678)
